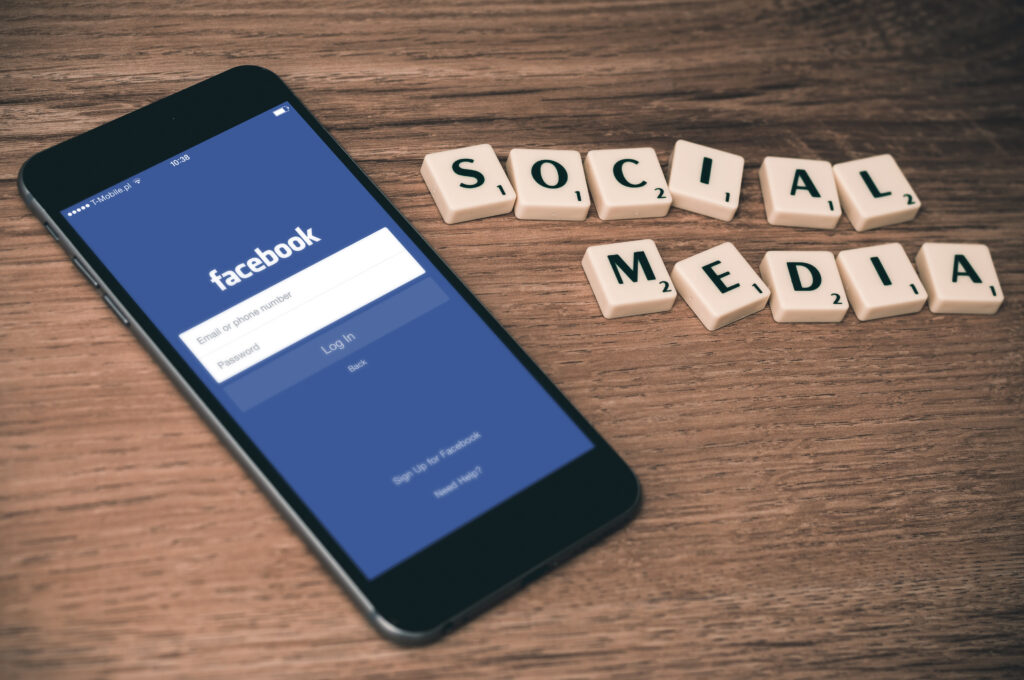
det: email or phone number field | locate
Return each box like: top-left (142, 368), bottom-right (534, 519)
top-left (179, 228), bottom-right (425, 382)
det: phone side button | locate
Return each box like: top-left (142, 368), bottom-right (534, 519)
top-left (72, 258), bottom-right (99, 287)
top-left (42, 221), bottom-right (60, 241)
top-left (102, 295), bottom-right (130, 326)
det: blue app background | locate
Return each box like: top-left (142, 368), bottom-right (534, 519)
top-left (66, 104), bottom-right (594, 578)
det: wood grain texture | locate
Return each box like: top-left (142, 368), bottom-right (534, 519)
top-left (2, 0), bottom-right (1023, 677)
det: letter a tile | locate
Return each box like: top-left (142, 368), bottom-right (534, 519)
top-left (915, 242), bottom-right (1003, 314)
top-left (581, 239), bottom-right (676, 318)
top-left (759, 156), bottom-right (841, 229)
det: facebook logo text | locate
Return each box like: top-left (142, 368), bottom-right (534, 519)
top-left (209, 226), bottom-right (321, 291)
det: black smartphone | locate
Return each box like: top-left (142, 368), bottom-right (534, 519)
top-left (19, 66), bottom-right (640, 644)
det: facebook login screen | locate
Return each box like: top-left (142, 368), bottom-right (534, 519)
top-left (65, 103), bottom-right (593, 578)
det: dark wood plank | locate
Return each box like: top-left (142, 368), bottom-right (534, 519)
top-left (2, 0), bottom-right (1022, 677)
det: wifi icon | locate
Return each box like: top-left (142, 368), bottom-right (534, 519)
top-left (133, 178), bottom-right (141, 185)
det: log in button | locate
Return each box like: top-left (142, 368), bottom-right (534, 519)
top-left (223, 277), bottom-right (448, 410)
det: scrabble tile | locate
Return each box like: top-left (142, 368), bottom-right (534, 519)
top-left (581, 239), bottom-right (676, 319)
top-left (671, 242), bottom-right (769, 331)
top-left (915, 243), bottom-right (1004, 314)
top-left (583, 147), bottom-right (671, 220)
top-left (667, 139), bottom-right (744, 221)
top-left (759, 251), bottom-right (849, 322)
top-left (507, 148), bottom-right (590, 220)
top-left (833, 154), bottom-right (921, 231)
top-left (420, 144), bottom-right (516, 224)
top-left (836, 243), bottom-right (927, 320)
top-left (759, 156), bottom-right (841, 229)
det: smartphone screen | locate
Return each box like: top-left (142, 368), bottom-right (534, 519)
top-left (61, 102), bottom-right (595, 580)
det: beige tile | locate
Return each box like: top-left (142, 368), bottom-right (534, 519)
top-left (507, 148), bottom-right (590, 220)
top-left (581, 239), bottom-right (676, 319)
top-left (836, 243), bottom-right (927, 320)
top-left (583, 147), bottom-right (671, 220)
top-left (833, 154), bottom-right (921, 231)
top-left (759, 156), bottom-right (841, 229)
top-left (420, 144), bottom-right (516, 224)
top-left (667, 139), bottom-right (744, 221)
top-left (671, 242), bottom-right (769, 331)
top-left (759, 251), bottom-right (849, 322)
top-left (915, 242), bottom-right (1004, 314)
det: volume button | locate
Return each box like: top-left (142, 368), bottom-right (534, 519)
top-left (42, 221), bottom-right (60, 241)
top-left (102, 295), bottom-right (130, 326)
top-left (72, 258), bottom-right (99, 287)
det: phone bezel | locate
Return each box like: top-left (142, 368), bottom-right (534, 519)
top-left (19, 66), bottom-right (640, 642)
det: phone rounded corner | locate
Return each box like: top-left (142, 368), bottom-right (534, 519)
top-left (227, 64), bottom-right (286, 88)
top-left (17, 154), bottom-right (56, 231)
top-left (369, 610), bottom-right (449, 647)
top-left (18, 152), bottom-right (43, 205)
top-left (622, 466), bottom-right (643, 521)
top-left (603, 448), bottom-right (642, 523)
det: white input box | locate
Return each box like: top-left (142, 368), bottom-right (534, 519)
top-left (179, 227), bottom-right (425, 382)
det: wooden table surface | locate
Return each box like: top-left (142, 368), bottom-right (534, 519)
top-left (2, 1), bottom-right (1022, 677)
